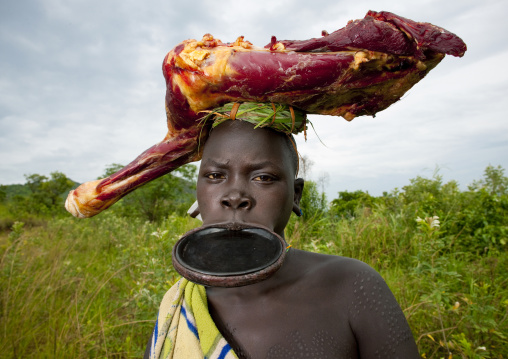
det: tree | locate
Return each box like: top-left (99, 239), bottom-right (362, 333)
top-left (0, 185), bottom-right (6, 203)
top-left (99, 163), bottom-right (198, 222)
top-left (330, 190), bottom-right (376, 219)
top-left (469, 165), bottom-right (508, 196)
top-left (100, 163), bottom-right (124, 178)
top-left (297, 155), bottom-right (328, 220)
top-left (298, 155), bottom-right (314, 178)
top-left (23, 171), bottom-right (75, 215)
top-left (299, 180), bottom-right (327, 220)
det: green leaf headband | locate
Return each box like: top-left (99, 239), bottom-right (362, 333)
top-left (199, 102), bottom-right (308, 138)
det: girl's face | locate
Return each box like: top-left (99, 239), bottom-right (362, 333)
top-left (197, 121), bottom-right (303, 237)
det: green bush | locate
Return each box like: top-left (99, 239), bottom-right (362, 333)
top-left (299, 180), bottom-right (327, 220)
top-left (329, 190), bottom-right (377, 219)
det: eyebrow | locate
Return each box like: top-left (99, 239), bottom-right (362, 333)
top-left (245, 161), bottom-right (282, 172)
top-left (202, 159), bottom-right (230, 168)
top-left (203, 159), bottom-right (283, 171)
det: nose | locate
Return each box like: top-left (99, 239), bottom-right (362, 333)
top-left (221, 190), bottom-right (253, 210)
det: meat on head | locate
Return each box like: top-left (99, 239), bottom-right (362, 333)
top-left (65, 10), bottom-right (466, 218)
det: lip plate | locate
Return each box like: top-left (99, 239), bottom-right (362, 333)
top-left (172, 223), bottom-right (286, 287)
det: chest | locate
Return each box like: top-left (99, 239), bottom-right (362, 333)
top-left (208, 291), bottom-right (358, 359)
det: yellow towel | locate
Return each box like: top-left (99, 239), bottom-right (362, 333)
top-left (149, 278), bottom-right (238, 359)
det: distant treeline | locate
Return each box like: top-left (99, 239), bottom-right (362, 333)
top-left (0, 163), bottom-right (198, 230)
top-left (1, 164), bottom-right (507, 251)
top-left (296, 164), bottom-right (508, 252)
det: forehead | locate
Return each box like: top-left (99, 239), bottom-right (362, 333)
top-left (201, 121), bottom-right (292, 166)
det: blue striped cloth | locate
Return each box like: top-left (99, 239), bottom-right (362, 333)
top-left (149, 278), bottom-right (237, 359)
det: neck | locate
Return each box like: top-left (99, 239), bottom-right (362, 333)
top-left (206, 247), bottom-right (299, 298)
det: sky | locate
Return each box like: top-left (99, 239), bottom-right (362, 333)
top-left (1, 0), bottom-right (507, 200)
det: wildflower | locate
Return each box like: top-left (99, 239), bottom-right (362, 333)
top-left (416, 215), bottom-right (440, 228)
top-left (429, 216), bottom-right (440, 228)
top-left (462, 296), bottom-right (473, 305)
top-left (151, 229), bottom-right (168, 239)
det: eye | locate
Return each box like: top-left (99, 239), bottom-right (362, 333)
top-left (206, 172), bottom-right (225, 180)
top-left (253, 175), bottom-right (275, 182)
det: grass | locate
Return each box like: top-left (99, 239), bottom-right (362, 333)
top-left (1, 209), bottom-right (507, 358)
top-left (0, 213), bottom-right (200, 358)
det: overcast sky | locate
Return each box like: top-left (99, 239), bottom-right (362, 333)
top-left (1, 0), bottom-right (507, 200)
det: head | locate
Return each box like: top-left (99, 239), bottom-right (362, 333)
top-left (196, 120), bottom-right (304, 237)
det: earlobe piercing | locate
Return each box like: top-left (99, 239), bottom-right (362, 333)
top-left (187, 201), bottom-right (202, 221)
top-left (293, 204), bottom-right (302, 217)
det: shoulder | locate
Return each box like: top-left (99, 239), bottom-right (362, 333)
top-left (289, 250), bottom-right (391, 308)
top-left (294, 250), bottom-right (400, 319)
top-left (292, 249), bottom-right (383, 286)
top-left (292, 250), bottom-right (420, 358)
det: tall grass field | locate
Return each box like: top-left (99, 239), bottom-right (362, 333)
top-left (1, 166), bottom-right (507, 358)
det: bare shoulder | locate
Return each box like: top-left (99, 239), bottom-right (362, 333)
top-left (289, 250), bottom-right (390, 310)
top-left (292, 249), bottom-right (403, 320)
top-left (290, 250), bottom-right (421, 358)
top-left (288, 250), bottom-right (393, 314)
top-left (291, 249), bottom-right (382, 286)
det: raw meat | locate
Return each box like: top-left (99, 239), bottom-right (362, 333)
top-left (65, 10), bottom-right (466, 218)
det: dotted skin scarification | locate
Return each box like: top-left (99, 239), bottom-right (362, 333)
top-left (349, 271), bottom-right (413, 358)
top-left (266, 330), bottom-right (353, 359)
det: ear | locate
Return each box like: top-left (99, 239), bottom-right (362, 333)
top-left (292, 178), bottom-right (304, 216)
